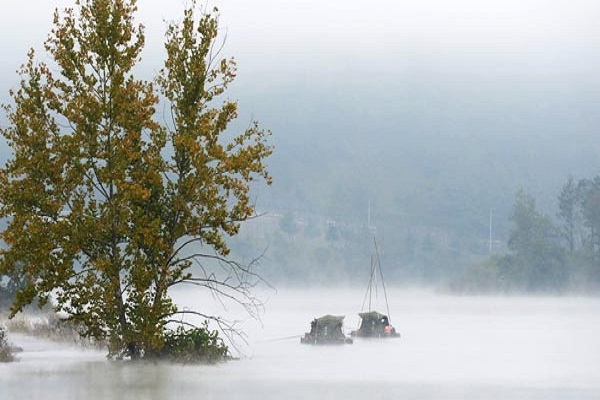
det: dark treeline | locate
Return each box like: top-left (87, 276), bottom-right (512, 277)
top-left (1, 157), bottom-right (598, 295)
top-left (4, 131), bottom-right (589, 294)
top-left (450, 175), bottom-right (600, 293)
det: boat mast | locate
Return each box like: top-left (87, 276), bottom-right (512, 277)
top-left (361, 254), bottom-right (377, 313)
top-left (368, 254), bottom-right (376, 312)
top-left (373, 238), bottom-right (392, 324)
top-left (368, 196), bottom-right (371, 230)
top-left (368, 255), bottom-right (373, 311)
top-left (360, 237), bottom-right (392, 322)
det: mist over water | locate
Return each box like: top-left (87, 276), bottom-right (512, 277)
top-left (2, 288), bottom-right (599, 399)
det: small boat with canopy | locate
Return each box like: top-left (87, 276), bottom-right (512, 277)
top-left (300, 314), bottom-right (354, 345)
top-left (351, 310), bottom-right (399, 338)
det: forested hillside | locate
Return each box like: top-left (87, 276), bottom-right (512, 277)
top-left (229, 129), bottom-right (600, 287)
top-left (220, 69), bottom-right (600, 288)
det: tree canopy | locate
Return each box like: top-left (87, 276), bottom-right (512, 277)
top-left (0, 0), bottom-right (271, 360)
top-left (503, 190), bottom-right (566, 291)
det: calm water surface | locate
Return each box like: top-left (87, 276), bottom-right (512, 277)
top-left (1, 288), bottom-right (599, 399)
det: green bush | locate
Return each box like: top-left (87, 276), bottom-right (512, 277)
top-left (159, 323), bottom-right (229, 364)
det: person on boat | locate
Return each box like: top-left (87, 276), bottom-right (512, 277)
top-left (380, 315), bottom-right (389, 327)
top-left (310, 319), bottom-right (317, 336)
top-left (334, 321), bottom-right (344, 340)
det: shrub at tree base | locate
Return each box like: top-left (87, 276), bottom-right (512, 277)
top-left (158, 324), bottom-right (228, 364)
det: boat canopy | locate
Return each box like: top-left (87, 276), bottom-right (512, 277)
top-left (309, 315), bottom-right (346, 339)
top-left (315, 315), bottom-right (345, 325)
top-left (301, 314), bottom-right (353, 344)
top-left (357, 310), bottom-right (390, 331)
top-left (358, 311), bottom-right (387, 321)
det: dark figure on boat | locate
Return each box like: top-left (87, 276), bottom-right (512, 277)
top-left (350, 311), bottom-right (400, 338)
top-left (301, 315), bottom-right (353, 345)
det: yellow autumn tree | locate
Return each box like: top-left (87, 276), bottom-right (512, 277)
top-left (0, 0), bottom-right (271, 360)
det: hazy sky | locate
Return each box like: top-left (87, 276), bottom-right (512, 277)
top-left (2, 0), bottom-right (599, 77)
top-left (1, 0), bottom-right (599, 139)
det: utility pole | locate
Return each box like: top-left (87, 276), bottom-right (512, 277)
top-left (368, 196), bottom-right (371, 229)
top-left (489, 208), bottom-right (493, 255)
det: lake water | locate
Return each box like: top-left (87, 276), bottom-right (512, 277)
top-left (1, 288), bottom-right (600, 399)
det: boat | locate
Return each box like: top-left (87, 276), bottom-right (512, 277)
top-left (300, 315), bottom-right (353, 345)
top-left (351, 310), bottom-right (399, 338)
top-left (350, 238), bottom-right (400, 339)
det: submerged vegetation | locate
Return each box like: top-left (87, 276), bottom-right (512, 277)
top-left (0, 326), bottom-right (15, 362)
top-left (5, 312), bottom-right (103, 349)
top-left (0, 0), bottom-right (271, 362)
